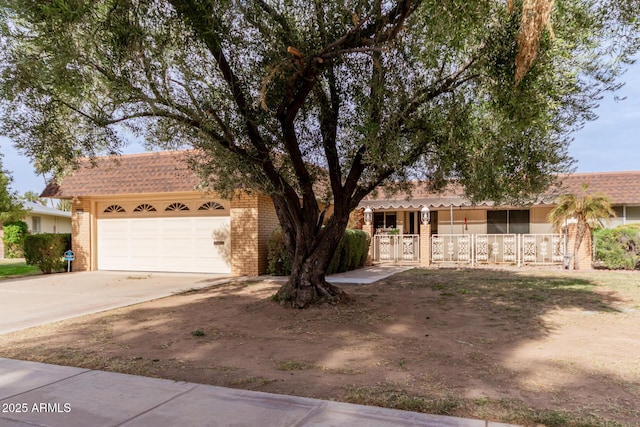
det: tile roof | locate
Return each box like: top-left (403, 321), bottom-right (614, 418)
top-left (360, 171), bottom-right (640, 209)
top-left (553, 171), bottom-right (640, 205)
top-left (360, 183), bottom-right (482, 209)
top-left (40, 149), bottom-right (640, 207)
top-left (41, 151), bottom-right (201, 198)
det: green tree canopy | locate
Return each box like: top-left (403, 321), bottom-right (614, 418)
top-left (0, 154), bottom-right (25, 223)
top-left (21, 190), bottom-right (46, 205)
top-left (55, 199), bottom-right (72, 212)
top-left (0, 0), bottom-right (638, 306)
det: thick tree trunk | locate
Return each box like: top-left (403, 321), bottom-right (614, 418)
top-left (272, 198), bottom-right (354, 308)
top-left (275, 250), bottom-right (353, 308)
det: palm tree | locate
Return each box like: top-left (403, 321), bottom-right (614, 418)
top-left (548, 184), bottom-right (616, 270)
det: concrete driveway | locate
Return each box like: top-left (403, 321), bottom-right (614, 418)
top-left (0, 271), bottom-right (232, 335)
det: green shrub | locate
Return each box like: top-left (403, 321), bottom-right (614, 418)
top-left (266, 227), bottom-right (291, 276)
top-left (267, 227), bottom-right (370, 276)
top-left (326, 228), bottom-right (371, 275)
top-left (2, 220), bottom-right (28, 258)
top-left (594, 226), bottom-right (640, 270)
top-left (23, 233), bottom-right (72, 274)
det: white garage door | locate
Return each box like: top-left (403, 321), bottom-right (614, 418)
top-left (97, 217), bottom-right (231, 273)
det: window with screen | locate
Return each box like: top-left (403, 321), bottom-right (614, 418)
top-left (487, 210), bottom-right (529, 234)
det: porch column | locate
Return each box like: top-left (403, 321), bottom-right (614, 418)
top-left (419, 222), bottom-right (431, 267)
top-left (363, 222), bottom-right (374, 266)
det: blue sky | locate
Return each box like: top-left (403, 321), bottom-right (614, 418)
top-left (1, 62), bottom-right (639, 196)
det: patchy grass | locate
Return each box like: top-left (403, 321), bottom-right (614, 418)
top-left (344, 381), bottom-right (634, 426)
top-left (344, 379), bottom-right (462, 415)
top-left (0, 258), bottom-right (40, 278)
top-left (404, 268), bottom-right (617, 317)
top-left (276, 360), bottom-right (318, 371)
top-left (469, 397), bottom-right (631, 427)
top-left (229, 376), bottom-right (279, 387)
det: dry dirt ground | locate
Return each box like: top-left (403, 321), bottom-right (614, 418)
top-left (1, 268), bottom-right (639, 426)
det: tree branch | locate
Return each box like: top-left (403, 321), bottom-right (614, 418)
top-left (255, 0), bottom-right (294, 38)
top-left (320, 46), bottom-right (387, 60)
top-left (168, 1), bottom-right (270, 156)
top-left (314, 72), bottom-right (342, 199)
top-left (317, 0), bottom-right (418, 61)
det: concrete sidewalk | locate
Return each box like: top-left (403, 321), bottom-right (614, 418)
top-left (260, 265), bottom-right (416, 285)
top-left (0, 358), bottom-right (518, 427)
top-left (326, 265), bottom-right (415, 284)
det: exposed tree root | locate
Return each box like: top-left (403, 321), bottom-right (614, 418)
top-left (275, 280), bottom-right (353, 308)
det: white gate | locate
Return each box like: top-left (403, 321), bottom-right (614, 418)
top-left (373, 234), bottom-right (420, 263)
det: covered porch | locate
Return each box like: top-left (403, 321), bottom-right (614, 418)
top-left (359, 196), bottom-right (568, 268)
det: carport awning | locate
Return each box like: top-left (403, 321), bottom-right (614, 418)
top-left (358, 197), bottom-right (494, 210)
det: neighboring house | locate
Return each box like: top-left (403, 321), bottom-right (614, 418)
top-left (41, 149), bottom-right (640, 273)
top-left (0, 201), bottom-right (71, 259)
top-left (359, 171), bottom-right (640, 268)
top-left (41, 151), bottom-right (278, 275)
top-left (22, 201), bottom-right (72, 235)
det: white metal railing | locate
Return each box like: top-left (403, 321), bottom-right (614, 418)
top-left (431, 234), bottom-right (471, 263)
top-left (373, 234), bottom-right (420, 263)
top-left (520, 234), bottom-right (565, 264)
top-left (431, 234), bottom-right (566, 266)
top-left (475, 234), bottom-right (518, 264)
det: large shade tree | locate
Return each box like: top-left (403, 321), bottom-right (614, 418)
top-left (0, 1), bottom-right (638, 306)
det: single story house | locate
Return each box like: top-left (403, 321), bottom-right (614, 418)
top-left (42, 150), bottom-right (640, 273)
top-left (0, 201), bottom-right (71, 259)
top-left (22, 201), bottom-right (72, 235)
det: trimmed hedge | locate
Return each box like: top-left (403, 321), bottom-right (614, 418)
top-left (266, 227), bottom-right (292, 276)
top-left (267, 227), bottom-right (370, 276)
top-left (594, 225), bottom-right (640, 270)
top-left (326, 228), bottom-right (370, 275)
top-left (24, 233), bottom-right (72, 274)
top-left (2, 220), bottom-right (28, 258)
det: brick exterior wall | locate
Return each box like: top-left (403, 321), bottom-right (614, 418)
top-left (230, 194), bottom-right (258, 275)
top-left (257, 195), bottom-right (279, 274)
top-left (362, 223), bottom-right (373, 266)
top-left (71, 199), bottom-right (93, 271)
top-left (229, 193), bottom-right (279, 276)
top-left (419, 222), bottom-right (431, 267)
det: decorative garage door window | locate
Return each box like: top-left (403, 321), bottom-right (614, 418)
top-left (198, 201), bottom-right (224, 211)
top-left (133, 203), bottom-right (157, 212)
top-left (103, 204), bottom-right (126, 213)
top-left (165, 202), bottom-right (190, 211)
top-left (99, 200), bottom-right (227, 217)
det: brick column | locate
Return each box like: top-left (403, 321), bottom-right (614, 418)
top-left (363, 223), bottom-right (374, 266)
top-left (71, 198), bottom-right (93, 271)
top-left (230, 194), bottom-right (259, 276)
top-left (419, 222), bottom-right (431, 267)
top-left (566, 223), bottom-right (593, 270)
